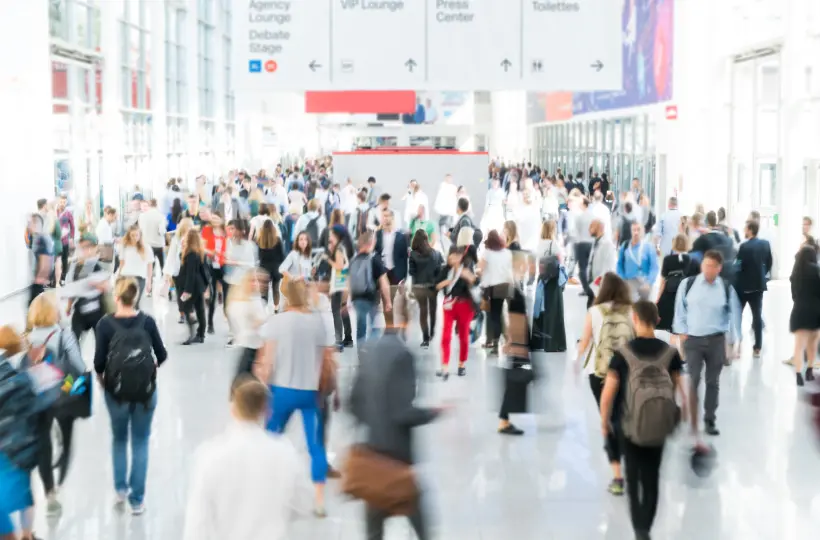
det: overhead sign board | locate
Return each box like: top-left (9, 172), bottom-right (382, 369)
top-left (234, 0), bottom-right (622, 91)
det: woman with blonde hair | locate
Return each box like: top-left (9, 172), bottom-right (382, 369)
top-left (94, 277), bottom-right (167, 514)
top-left (165, 217), bottom-right (194, 322)
top-left (24, 291), bottom-right (86, 516)
top-left (178, 229), bottom-right (209, 344)
top-left (536, 219), bottom-right (564, 263)
top-left (118, 225), bottom-right (153, 308)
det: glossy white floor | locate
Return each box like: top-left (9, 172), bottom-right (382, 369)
top-left (3, 280), bottom-right (819, 539)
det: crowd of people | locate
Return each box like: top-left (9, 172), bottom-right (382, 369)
top-left (2, 156), bottom-right (820, 540)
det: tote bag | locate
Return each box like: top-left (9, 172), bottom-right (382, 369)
top-left (330, 251), bottom-right (350, 294)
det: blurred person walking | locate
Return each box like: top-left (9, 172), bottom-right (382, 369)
top-left (201, 215), bottom-right (229, 335)
top-left (138, 199), bottom-right (167, 284)
top-left (788, 246), bottom-right (820, 386)
top-left (227, 269), bottom-right (268, 378)
top-left (117, 225), bottom-right (153, 309)
top-left (348, 294), bottom-right (443, 540)
top-left (256, 221), bottom-right (286, 311)
top-left (224, 220), bottom-right (258, 346)
top-left (164, 218), bottom-right (194, 321)
top-left (254, 279), bottom-right (334, 516)
top-left (182, 376), bottom-right (313, 540)
top-left (349, 231), bottom-right (392, 344)
top-left (477, 230), bottom-right (513, 356)
top-left (178, 230), bottom-right (210, 345)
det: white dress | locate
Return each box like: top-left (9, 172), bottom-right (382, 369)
top-left (516, 202), bottom-right (542, 252)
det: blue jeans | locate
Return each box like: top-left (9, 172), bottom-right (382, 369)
top-left (104, 391), bottom-right (157, 505)
top-left (353, 299), bottom-right (380, 343)
top-left (266, 386), bottom-right (327, 483)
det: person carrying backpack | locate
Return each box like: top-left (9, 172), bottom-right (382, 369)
top-left (599, 301), bottom-right (686, 540)
top-left (348, 231), bottom-right (391, 344)
top-left (94, 277), bottom-right (168, 515)
top-left (575, 272), bottom-right (634, 496)
top-left (295, 199), bottom-right (326, 251)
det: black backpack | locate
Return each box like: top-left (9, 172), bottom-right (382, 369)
top-left (540, 240), bottom-right (560, 280)
top-left (0, 361), bottom-right (39, 471)
top-left (103, 315), bottom-right (157, 404)
top-left (664, 254), bottom-right (691, 294)
top-left (305, 216), bottom-right (321, 246)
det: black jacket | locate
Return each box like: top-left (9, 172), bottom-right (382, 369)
top-left (178, 252), bottom-right (208, 296)
top-left (349, 331), bottom-right (438, 464)
top-left (258, 243), bottom-right (286, 281)
top-left (375, 229), bottom-right (409, 281)
top-left (436, 265), bottom-right (475, 301)
top-left (735, 237), bottom-right (773, 293)
top-left (409, 249), bottom-right (443, 286)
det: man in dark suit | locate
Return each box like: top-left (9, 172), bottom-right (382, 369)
top-left (349, 294), bottom-right (445, 539)
top-left (735, 219), bottom-right (773, 357)
top-left (374, 209), bottom-right (409, 326)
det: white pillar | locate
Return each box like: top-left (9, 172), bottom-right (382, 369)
top-left (0, 0), bottom-right (53, 296)
top-left (777, 0), bottom-right (811, 277)
top-left (184, 0), bottom-right (201, 186)
top-left (100, 0), bottom-right (126, 211)
top-left (149, 1), bottom-right (169, 195)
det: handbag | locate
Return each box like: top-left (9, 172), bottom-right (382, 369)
top-left (341, 444), bottom-right (420, 516)
top-left (98, 244), bottom-right (114, 263)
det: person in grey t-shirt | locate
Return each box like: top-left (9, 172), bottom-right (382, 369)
top-left (255, 279), bottom-right (334, 517)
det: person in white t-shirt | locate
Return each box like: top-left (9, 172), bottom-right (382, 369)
top-left (403, 180), bottom-right (430, 225)
top-left (182, 376), bottom-right (313, 540)
top-left (434, 174), bottom-right (458, 237)
top-left (95, 206), bottom-right (118, 272)
top-left (339, 178), bottom-right (358, 223)
top-left (117, 225), bottom-right (154, 307)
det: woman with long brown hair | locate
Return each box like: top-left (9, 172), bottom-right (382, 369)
top-left (118, 225), bottom-right (153, 308)
top-left (409, 228), bottom-right (443, 348)
top-left (179, 229), bottom-right (209, 344)
top-left (257, 220), bottom-right (286, 310)
top-left (164, 217), bottom-right (194, 322)
top-left (574, 272), bottom-right (633, 495)
top-left (477, 230), bottom-right (513, 355)
top-left (279, 231), bottom-right (314, 282)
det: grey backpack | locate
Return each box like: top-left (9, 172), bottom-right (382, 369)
top-left (620, 345), bottom-right (678, 447)
top-left (349, 253), bottom-right (375, 296)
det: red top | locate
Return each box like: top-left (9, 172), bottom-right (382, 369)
top-left (201, 226), bottom-right (228, 267)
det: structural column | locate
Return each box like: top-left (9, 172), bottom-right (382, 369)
top-left (149, 0), bottom-right (169, 195)
top-left (777, 0), bottom-right (811, 277)
top-left (184, 0), bottom-right (202, 187)
top-left (100, 0), bottom-right (126, 211)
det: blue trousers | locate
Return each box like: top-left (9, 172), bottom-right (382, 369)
top-left (266, 386), bottom-right (327, 483)
top-left (105, 392), bottom-right (157, 505)
top-left (353, 299), bottom-right (380, 343)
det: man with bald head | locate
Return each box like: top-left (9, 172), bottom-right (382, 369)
top-left (587, 218), bottom-right (617, 308)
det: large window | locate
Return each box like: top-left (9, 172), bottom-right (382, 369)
top-left (198, 0), bottom-right (215, 119)
top-left (222, 0), bottom-right (235, 161)
top-left (120, 0), bottom-right (151, 110)
top-left (50, 0), bottom-right (100, 49)
top-left (166, 4), bottom-right (188, 161)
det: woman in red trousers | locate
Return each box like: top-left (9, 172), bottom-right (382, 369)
top-left (436, 246), bottom-right (477, 380)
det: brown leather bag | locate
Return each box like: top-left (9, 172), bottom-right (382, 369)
top-left (318, 352), bottom-right (337, 395)
top-left (341, 445), bottom-right (419, 516)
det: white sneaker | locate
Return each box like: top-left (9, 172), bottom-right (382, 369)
top-left (131, 502), bottom-right (146, 516)
top-left (46, 494), bottom-right (62, 516)
top-left (114, 491), bottom-right (128, 511)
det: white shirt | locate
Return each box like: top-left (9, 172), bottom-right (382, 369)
top-left (404, 190), bottom-right (430, 223)
top-left (340, 184), bottom-right (357, 214)
top-left (381, 229), bottom-right (397, 270)
top-left (95, 219), bottom-right (114, 245)
top-left (279, 251), bottom-right (313, 279)
top-left (434, 182), bottom-right (458, 217)
top-left (225, 240), bottom-right (257, 285)
top-left (138, 209), bottom-right (167, 248)
top-left (590, 202), bottom-right (612, 239)
top-left (119, 246), bottom-right (152, 278)
top-left (481, 249), bottom-right (514, 286)
top-left (227, 297), bottom-right (266, 349)
top-left (182, 421), bottom-right (313, 540)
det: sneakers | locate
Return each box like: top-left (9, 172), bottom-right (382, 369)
top-left (457, 366), bottom-right (466, 377)
top-left (704, 420), bottom-right (720, 436)
top-left (498, 424), bottom-right (524, 436)
top-left (752, 348), bottom-right (761, 359)
top-left (114, 491), bottom-right (128, 511)
top-left (182, 335), bottom-right (204, 346)
top-left (797, 373), bottom-right (805, 387)
top-left (131, 502), bottom-right (146, 516)
top-left (225, 339), bottom-right (235, 348)
top-left (607, 478), bottom-right (625, 496)
top-left (436, 369), bottom-right (449, 381)
top-left (342, 339), bottom-right (354, 348)
top-left (807, 369), bottom-right (816, 382)
top-left (46, 494), bottom-right (62, 516)
top-left (207, 325), bottom-right (215, 335)
top-left (420, 340), bottom-right (430, 350)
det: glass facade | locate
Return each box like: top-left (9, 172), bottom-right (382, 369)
top-left (47, 0), bottom-right (235, 209)
top-left (531, 114), bottom-right (656, 203)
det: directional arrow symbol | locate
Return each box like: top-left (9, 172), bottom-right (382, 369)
top-left (309, 60), bottom-right (322, 72)
top-left (591, 60), bottom-right (604, 72)
top-left (405, 58), bottom-right (417, 72)
top-left (500, 58), bottom-right (512, 72)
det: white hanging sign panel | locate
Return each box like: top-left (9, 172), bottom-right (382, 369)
top-left (234, 0), bottom-right (622, 91)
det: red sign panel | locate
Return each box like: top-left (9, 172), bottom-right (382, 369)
top-left (305, 91), bottom-right (416, 114)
